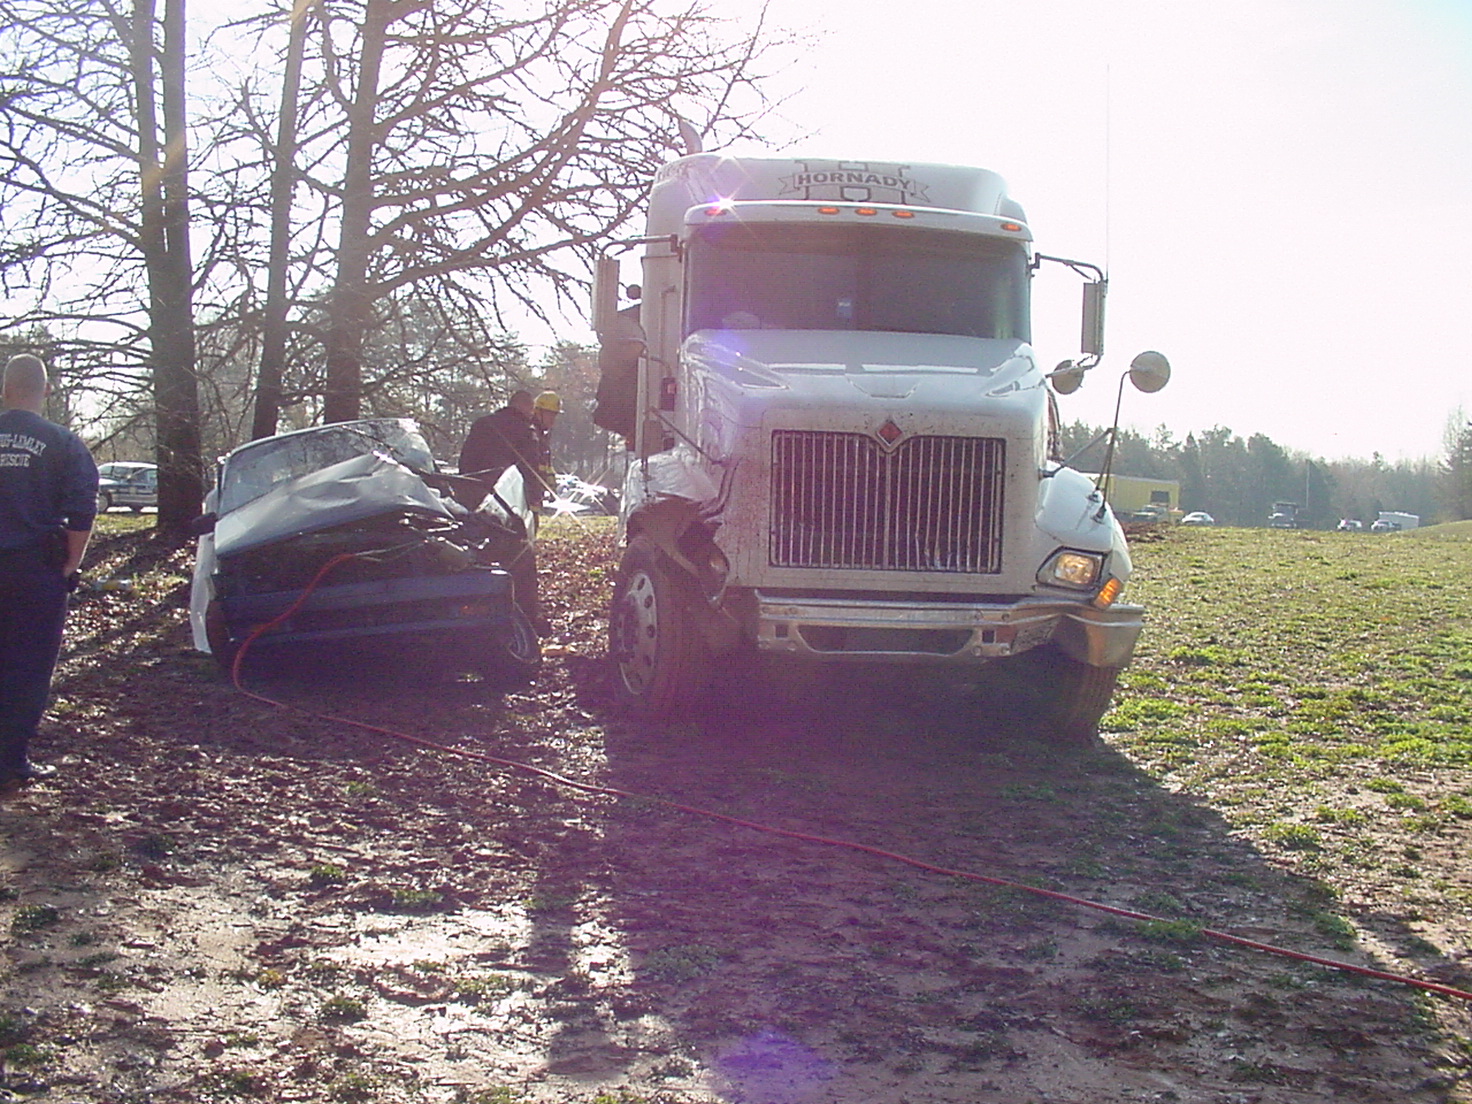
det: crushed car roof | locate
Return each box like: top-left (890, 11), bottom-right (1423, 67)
top-left (213, 451), bottom-right (456, 559)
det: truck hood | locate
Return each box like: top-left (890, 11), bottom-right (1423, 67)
top-left (682, 330), bottom-right (1047, 446)
top-left (684, 330), bottom-right (1040, 409)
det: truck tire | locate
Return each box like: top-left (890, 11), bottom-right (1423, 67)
top-left (609, 535), bottom-right (711, 716)
top-left (1035, 646), bottom-right (1120, 747)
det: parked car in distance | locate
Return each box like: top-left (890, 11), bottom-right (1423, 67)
top-left (550, 473), bottom-right (619, 516)
top-left (1336, 519), bottom-right (1364, 531)
top-left (189, 418), bottom-right (539, 683)
top-left (1369, 518), bottom-right (1399, 533)
top-left (95, 461), bottom-right (158, 512)
top-left (1268, 500), bottom-right (1300, 529)
top-left (1180, 511), bottom-right (1215, 526)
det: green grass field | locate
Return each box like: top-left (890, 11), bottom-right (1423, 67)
top-left (1115, 523), bottom-right (1472, 909)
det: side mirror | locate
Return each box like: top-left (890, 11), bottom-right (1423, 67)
top-left (1048, 360), bottom-right (1086, 395)
top-left (592, 254), bottom-right (620, 336)
top-left (1128, 350), bottom-right (1172, 394)
top-left (1081, 280), bottom-right (1107, 357)
top-left (185, 512), bottom-right (217, 536)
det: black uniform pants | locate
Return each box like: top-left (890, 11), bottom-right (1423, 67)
top-left (0, 546), bottom-right (69, 774)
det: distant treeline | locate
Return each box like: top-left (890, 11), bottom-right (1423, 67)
top-left (1059, 420), bottom-right (1472, 528)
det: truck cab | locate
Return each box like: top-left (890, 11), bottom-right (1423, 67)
top-left (594, 155), bottom-right (1168, 743)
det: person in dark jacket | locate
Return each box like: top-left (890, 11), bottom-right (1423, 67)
top-left (0, 354), bottom-right (99, 786)
top-left (458, 390), bottom-right (541, 501)
top-left (457, 389), bottom-right (549, 630)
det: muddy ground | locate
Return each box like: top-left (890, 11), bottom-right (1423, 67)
top-left (1, 522), bottom-right (1469, 1103)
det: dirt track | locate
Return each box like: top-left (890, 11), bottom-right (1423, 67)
top-left (1, 524), bottom-right (1467, 1102)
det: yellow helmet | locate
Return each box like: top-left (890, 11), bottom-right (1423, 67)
top-left (533, 390), bottom-right (561, 413)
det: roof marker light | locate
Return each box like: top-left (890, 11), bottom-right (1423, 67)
top-left (1001, 221), bottom-right (1024, 232)
top-left (892, 210), bottom-right (915, 219)
top-left (817, 206), bottom-right (841, 215)
top-left (856, 207), bottom-right (878, 216)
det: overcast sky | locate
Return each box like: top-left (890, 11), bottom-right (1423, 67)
top-left (672, 0), bottom-right (1472, 463)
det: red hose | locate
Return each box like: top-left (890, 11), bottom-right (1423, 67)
top-left (223, 555), bottom-right (1472, 1006)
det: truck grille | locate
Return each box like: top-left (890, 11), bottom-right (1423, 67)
top-left (770, 431), bottom-right (1005, 573)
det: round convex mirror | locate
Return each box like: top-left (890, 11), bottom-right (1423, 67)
top-left (1128, 350), bottom-right (1171, 393)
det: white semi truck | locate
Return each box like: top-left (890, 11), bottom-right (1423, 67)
top-left (592, 155), bottom-right (1169, 743)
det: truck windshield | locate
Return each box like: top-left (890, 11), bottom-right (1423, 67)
top-left (685, 223), bottom-right (1029, 341)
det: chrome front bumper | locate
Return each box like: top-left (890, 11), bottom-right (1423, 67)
top-left (754, 592), bottom-right (1144, 669)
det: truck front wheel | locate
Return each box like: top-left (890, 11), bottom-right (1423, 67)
top-left (1035, 646), bottom-right (1120, 746)
top-left (609, 536), bottom-right (711, 715)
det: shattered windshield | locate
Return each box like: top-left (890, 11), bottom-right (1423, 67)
top-left (685, 223), bottom-right (1030, 342)
top-left (218, 419), bottom-right (435, 515)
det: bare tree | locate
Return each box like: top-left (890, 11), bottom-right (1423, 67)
top-left (2, 0), bottom-right (787, 485)
top-left (230, 0), bottom-right (784, 423)
top-left (0, 0), bottom-right (204, 531)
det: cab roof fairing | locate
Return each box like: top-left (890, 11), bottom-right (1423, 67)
top-left (646, 154), bottom-right (1028, 238)
top-left (680, 201), bottom-right (1034, 245)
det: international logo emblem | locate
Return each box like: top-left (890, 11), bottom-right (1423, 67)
top-left (875, 419), bottom-right (904, 448)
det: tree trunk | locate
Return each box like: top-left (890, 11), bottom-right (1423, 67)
top-left (251, 0), bottom-right (313, 440)
top-left (135, 0), bottom-right (204, 533)
top-left (322, 0), bottom-right (390, 425)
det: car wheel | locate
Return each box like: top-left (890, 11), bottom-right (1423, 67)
top-left (483, 603), bottom-right (542, 687)
top-left (609, 535), bottom-right (711, 716)
top-left (96, 490), bottom-right (112, 513)
top-left (204, 598), bottom-right (241, 677)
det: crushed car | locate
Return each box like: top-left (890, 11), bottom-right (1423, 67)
top-left (188, 418), bottom-right (539, 682)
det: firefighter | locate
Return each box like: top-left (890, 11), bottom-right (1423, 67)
top-left (530, 390), bottom-right (560, 507)
top-left (1, 354), bottom-right (99, 785)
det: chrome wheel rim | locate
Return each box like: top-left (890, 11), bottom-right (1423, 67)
top-left (616, 569), bottom-right (659, 695)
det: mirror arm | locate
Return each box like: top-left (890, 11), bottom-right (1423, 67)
top-left (1031, 253), bottom-right (1105, 282)
top-left (1041, 428), bottom-right (1114, 479)
top-left (601, 233), bottom-right (680, 261)
top-left (1087, 366), bottom-right (1142, 515)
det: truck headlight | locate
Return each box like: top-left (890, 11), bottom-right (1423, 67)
top-left (1039, 550), bottom-right (1103, 590)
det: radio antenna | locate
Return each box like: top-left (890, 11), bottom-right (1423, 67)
top-left (1105, 63), bottom-right (1113, 274)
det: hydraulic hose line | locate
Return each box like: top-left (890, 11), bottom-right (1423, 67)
top-left (224, 554), bottom-right (1472, 1007)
